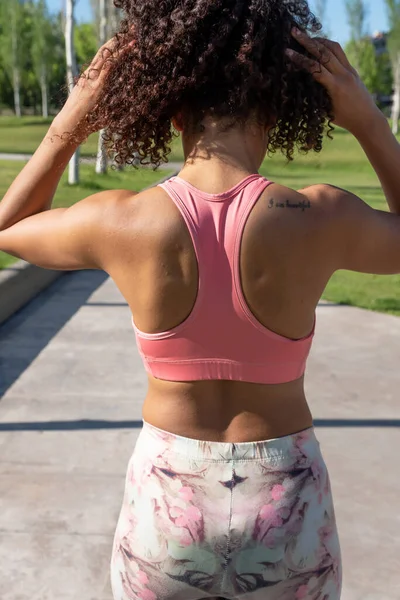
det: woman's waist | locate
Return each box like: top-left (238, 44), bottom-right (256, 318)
top-left (136, 418), bottom-right (319, 467)
top-left (143, 376), bottom-right (313, 443)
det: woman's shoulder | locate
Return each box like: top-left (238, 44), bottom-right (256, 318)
top-left (253, 181), bottom-right (334, 222)
top-left (262, 182), bottom-right (359, 224)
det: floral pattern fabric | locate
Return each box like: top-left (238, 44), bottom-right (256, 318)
top-left (110, 421), bottom-right (342, 600)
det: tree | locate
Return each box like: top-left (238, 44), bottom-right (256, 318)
top-left (65, 0), bottom-right (80, 184)
top-left (376, 45), bottom-right (394, 104)
top-left (0, 51), bottom-right (13, 111)
top-left (385, 0), bottom-right (400, 134)
top-left (345, 38), bottom-right (378, 94)
top-left (0, 0), bottom-right (25, 117)
top-left (344, 3), bottom-right (392, 106)
top-left (0, 4), bottom-right (66, 116)
top-left (90, 0), bottom-right (120, 37)
top-left (75, 23), bottom-right (97, 68)
top-left (48, 12), bottom-right (68, 113)
top-left (95, 0), bottom-right (108, 174)
top-left (345, 0), bottom-right (368, 72)
top-left (345, 0), bottom-right (367, 42)
top-left (107, 1), bottom-right (125, 170)
top-left (31, 0), bottom-right (53, 117)
top-left (93, 0), bottom-right (123, 173)
top-left (108, 1), bottom-right (121, 37)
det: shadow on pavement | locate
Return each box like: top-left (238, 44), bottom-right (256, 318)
top-left (0, 419), bottom-right (143, 431)
top-left (0, 270), bottom-right (109, 398)
top-left (0, 418), bottom-right (399, 431)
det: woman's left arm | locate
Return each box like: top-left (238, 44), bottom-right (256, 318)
top-left (0, 189), bottom-right (135, 270)
top-left (0, 118), bottom-right (83, 232)
top-left (0, 36), bottom-right (135, 270)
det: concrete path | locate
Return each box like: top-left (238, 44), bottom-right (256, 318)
top-left (0, 152), bottom-right (182, 172)
top-left (0, 272), bottom-right (399, 600)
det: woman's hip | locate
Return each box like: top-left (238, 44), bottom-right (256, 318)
top-left (111, 421), bottom-right (342, 599)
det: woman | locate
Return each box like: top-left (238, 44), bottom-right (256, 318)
top-left (1, 1), bottom-right (399, 599)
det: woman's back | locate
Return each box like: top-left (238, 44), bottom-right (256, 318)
top-left (101, 120), bottom-right (339, 441)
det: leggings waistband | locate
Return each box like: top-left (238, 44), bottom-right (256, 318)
top-left (137, 419), bottom-right (320, 464)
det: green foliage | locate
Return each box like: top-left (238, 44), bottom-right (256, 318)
top-left (345, 38), bottom-right (380, 94)
top-left (0, 0), bottom-right (26, 80)
top-left (345, 38), bottom-right (393, 99)
top-left (376, 49), bottom-right (394, 99)
top-left (0, 2), bottom-right (91, 115)
top-left (75, 23), bottom-right (98, 69)
top-left (0, 0), bottom-right (65, 114)
top-left (31, 0), bottom-right (53, 79)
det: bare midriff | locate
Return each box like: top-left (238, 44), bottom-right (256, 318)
top-left (142, 375), bottom-right (313, 442)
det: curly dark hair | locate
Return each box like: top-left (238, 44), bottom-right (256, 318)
top-left (85, 0), bottom-right (333, 167)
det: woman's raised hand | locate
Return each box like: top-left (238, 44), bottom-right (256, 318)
top-left (54, 36), bottom-right (135, 137)
top-left (286, 29), bottom-right (382, 135)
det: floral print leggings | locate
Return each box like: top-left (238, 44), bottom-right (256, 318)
top-left (110, 421), bottom-right (342, 600)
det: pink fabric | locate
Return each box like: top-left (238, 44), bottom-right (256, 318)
top-left (132, 174), bottom-right (315, 384)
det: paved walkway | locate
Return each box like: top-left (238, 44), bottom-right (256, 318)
top-left (0, 152), bottom-right (182, 172)
top-left (0, 271), bottom-right (399, 600)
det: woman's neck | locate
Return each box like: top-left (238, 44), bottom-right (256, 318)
top-left (180, 117), bottom-right (268, 182)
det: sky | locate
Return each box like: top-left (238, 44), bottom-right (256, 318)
top-left (48, 0), bottom-right (389, 45)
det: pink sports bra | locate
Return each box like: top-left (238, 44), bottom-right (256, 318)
top-left (132, 174), bottom-right (315, 384)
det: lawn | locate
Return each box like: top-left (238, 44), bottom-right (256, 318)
top-left (0, 116), bottom-right (99, 156)
top-left (0, 160), bottom-right (173, 269)
top-left (0, 117), bottom-right (399, 316)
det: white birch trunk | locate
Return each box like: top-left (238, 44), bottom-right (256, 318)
top-left (392, 55), bottom-right (400, 136)
top-left (40, 65), bottom-right (48, 118)
top-left (65, 0), bottom-right (80, 184)
top-left (95, 0), bottom-right (108, 174)
top-left (108, 2), bottom-right (120, 36)
top-left (107, 1), bottom-right (125, 170)
top-left (13, 68), bottom-right (21, 118)
top-left (11, 7), bottom-right (21, 117)
top-left (96, 129), bottom-right (108, 173)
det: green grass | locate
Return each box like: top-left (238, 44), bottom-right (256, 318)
top-left (0, 116), bottom-right (99, 156)
top-left (0, 160), bottom-right (173, 269)
top-left (0, 116), bottom-right (399, 316)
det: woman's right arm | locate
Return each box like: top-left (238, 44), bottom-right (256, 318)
top-left (288, 29), bottom-right (400, 275)
top-left (352, 114), bottom-right (400, 215)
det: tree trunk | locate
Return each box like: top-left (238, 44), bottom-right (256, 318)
top-left (11, 6), bottom-right (21, 117)
top-left (95, 0), bottom-right (108, 174)
top-left (65, 0), bottom-right (80, 185)
top-left (391, 55), bottom-right (400, 135)
top-left (68, 149), bottom-right (80, 185)
top-left (40, 65), bottom-right (48, 118)
top-left (96, 129), bottom-right (108, 174)
top-left (108, 2), bottom-right (120, 37)
top-left (13, 68), bottom-right (21, 117)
